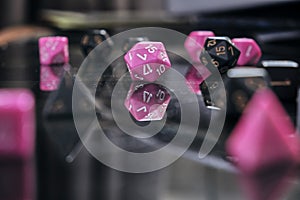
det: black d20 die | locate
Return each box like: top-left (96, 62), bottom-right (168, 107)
top-left (80, 29), bottom-right (114, 57)
top-left (200, 37), bottom-right (240, 74)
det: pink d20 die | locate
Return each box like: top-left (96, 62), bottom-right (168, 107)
top-left (185, 64), bottom-right (211, 94)
top-left (184, 31), bottom-right (215, 63)
top-left (124, 42), bottom-right (171, 82)
top-left (232, 38), bottom-right (262, 66)
top-left (0, 89), bottom-right (35, 159)
top-left (226, 88), bottom-right (300, 200)
top-left (124, 83), bottom-right (171, 121)
top-left (39, 36), bottom-right (69, 65)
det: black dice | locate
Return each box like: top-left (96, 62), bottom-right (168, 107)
top-left (122, 37), bottom-right (149, 53)
top-left (224, 67), bottom-right (270, 117)
top-left (200, 37), bottom-right (240, 74)
top-left (80, 29), bottom-right (113, 56)
top-left (200, 74), bottom-right (226, 109)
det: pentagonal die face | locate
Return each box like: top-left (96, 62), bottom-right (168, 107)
top-left (200, 37), bottom-right (240, 74)
top-left (184, 31), bottom-right (215, 63)
top-left (124, 42), bottom-right (171, 82)
top-left (39, 36), bottom-right (69, 65)
top-left (232, 38), bottom-right (262, 66)
top-left (124, 83), bottom-right (171, 121)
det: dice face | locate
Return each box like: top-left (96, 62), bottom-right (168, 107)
top-left (185, 64), bottom-right (211, 94)
top-left (39, 36), bottom-right (69, 65)
top-left (200, 75), bottom-right (226, 109)
top-left (80, 29), bottom-right (113, 56)
top-left (184, 31), bottom-right (215, 62)
top-left (122, 37), bottom-right (149, 53)
top-left (40, 64), bottom-right (68, 91)
top-left (200, 37), bottom-right (240, 74)
top-left (0, 89), bottom-right (35, 158)
top-left (232, 38), bottom-right (262, 66)
top-left (226, 89), bottom-right (300, 200)
top-left (124, 83), bottom-right (171, 121)
top-left (124, 42), bottom-right (171, 82)
top-left (225, 67), bottom-right (270, 116)
top-left (261, 60), bottom-right (299, 101)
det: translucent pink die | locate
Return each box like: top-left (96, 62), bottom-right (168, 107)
top-left (124, 83), bottom-right (171, 121)
top-left (0, 89), bottom-right (35, 159)
top-left (226, 89), bottom-right (300, 200)
top-left (232, 38), bottom-right (262, 66)
top-left (39, 36), bottom-right (69, 65)
top-left (124, 42), bottom-right (171, 82)
top-left (184, 31), bottom-right (215, 63)
top-left (185, 64), bottom-right (211, 94)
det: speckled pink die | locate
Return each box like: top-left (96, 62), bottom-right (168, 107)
top-left (232, 38), bottom-right (262, 66)
top-left (40, 64), bottom-right (68, 91)
top-left (124, 83), bottom-right (171, 121)
top-left (185, 64), bottom-right (211, 94)
top-left (39, 36), bottom-right (69, 65)
top-left (0, 89), bottom-right (35, 159)
top-left (124, 42), bottom-right (171, 82)
top-left (184, 31), bottom-right (215, 63)
top-left (226, 89), bottom-right (300, 200)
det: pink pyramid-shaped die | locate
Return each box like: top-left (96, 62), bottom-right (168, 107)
top-left (226, 88), bottom-right (300, 200)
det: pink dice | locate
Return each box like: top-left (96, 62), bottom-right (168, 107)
top-left (185, 64), bottom-right (211, 94)
top-left (39, 36), bottom-right (69, 65)
top-left (0, 89), bottom-right (35, 159)
top-left (184, 31), bottom-right (215, 63)
top-left (124, 42), bottom-right (171, 82)
top-left (124, 83), bottom-right (171, 121)
top-left (226, 89), bottom-right (300, 200)
top-left (40, 64), bottom-right (68, 91)
top-left (232, 38), bottom-right (262, 66)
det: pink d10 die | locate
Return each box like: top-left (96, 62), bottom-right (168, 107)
top-left (226, 89), bottom-right (300, 200)
top-left (232, 38), bottom-right (262, 66)
top-left (184, 31), bottom-right (215, 63)
top-left (124, 42), bottom-right (171, 82)
top-left (0, 89), bottom-right (35, 159)
top-left (39, 36), bottom-right (69, 65)
top-left (124, 83), bottom-right (171, 121)
top-left (185, 64), bottom-right (211, 94)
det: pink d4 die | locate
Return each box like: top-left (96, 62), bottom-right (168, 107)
top-left (39, 36), bottom-right (69, 65)
top-left (124, 83), bottom-right (171, 121)
top-left (232, 38), bottom-right (262, 66)
top-left (226, 89), bottom-right (300, 200)
top-left (0, 89), bottom-right (35, 159)
top-left (184, 31), bottom-right (215, 63)
top-left (185, 64), bottom-right (211, 94)
top-left (124, 42), bottom-right (171, 82)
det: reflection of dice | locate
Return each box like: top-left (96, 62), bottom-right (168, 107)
top-left (39, 36), bottom-right (69, 65)
top-left (0, 89), bottom-right (35, 159)
top-left (80, 29), bottom-right (113, 56)
top-left (184, 31), bottom-right (215, 63)
top-left (226, 89), bottom-right (300, 200)
top-left (124, 42), bottom-right (171, 82)
top-left (232, 38), bottom-right (262, 66)
top-left (200, 37), bottom-right (240, 74)
top-left (40, 64), bottom-right (69, 91)
top-left (124, 83), bottom-right (171, 121)
top-left (199, 74), bottom-right (226, 109)
top-left (185, 64), bottom-right (211, 94)
top-left (122, 37), bottom-right (149, 53)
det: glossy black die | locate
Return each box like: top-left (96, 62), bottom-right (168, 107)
top-left (80, 29), bottom-right (113, 56)
top-left (200, 37), bottom-right (240, 74)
